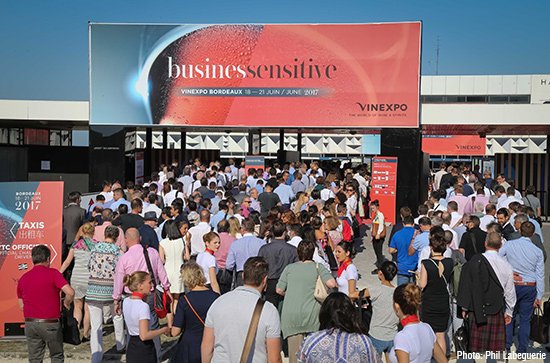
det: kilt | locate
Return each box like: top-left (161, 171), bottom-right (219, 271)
top-left (468, 311), bottom-right (506, 352)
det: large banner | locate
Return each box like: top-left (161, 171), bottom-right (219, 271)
top-left (371, 157), bottom-right (398, 225)
top-left (0, 182), bottom-right (63, 337)
top-left (90, 23), bottom-right (421, 128)
top-left (422, 135), bottom-right (486, 156)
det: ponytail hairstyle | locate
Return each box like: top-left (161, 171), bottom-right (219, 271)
top-left (338, 241), bottom-right (356, 259)
top-left (393, 283), bottom-right (422, 316)
top-left (123, 271), bottom-right (150, 292)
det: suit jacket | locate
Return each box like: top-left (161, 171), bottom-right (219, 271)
top-left (63, 204), bottom-right (85, 245)
top-left (508, 231), bottom-right (547, 262)
top-left (440, 173), bottom-right (456, 190)
top-left (502, 223), bottom-right (515, 241)
top-left (459, 227), bottom-right (487, 261)
top-left (457, 254), bottom-right (504, 324)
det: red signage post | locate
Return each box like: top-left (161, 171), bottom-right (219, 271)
top-left (371, 157), bottom-right (398, 225)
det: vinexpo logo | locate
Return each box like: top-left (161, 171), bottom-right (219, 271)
top-left (355, 103), bottom-right (408, 112)
top-left (455, 144), bottom-right (482, 150)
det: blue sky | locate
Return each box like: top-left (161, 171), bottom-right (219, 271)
top-left (1, 0), bottom-right (549, 101)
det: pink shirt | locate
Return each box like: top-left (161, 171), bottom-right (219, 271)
top-left (17, 265), bottom-right (68, 319)
top-left (470, 194), bottom-right (490, 213)
top-left (93, 221), bottom-right (126, 251)
top-left (449, 194), bottom-right (471, 215)
top-left (113, 244), bottom-right (170, 300)
top-left (214, 232), bottom-right (236, 269)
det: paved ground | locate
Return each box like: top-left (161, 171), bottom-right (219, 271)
top-left (1, 223), bottom-right (549, 362)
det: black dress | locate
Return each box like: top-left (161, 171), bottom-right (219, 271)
top-left (420, 257), bottom-right (453, 333)
top-left (171, 289), bottom-right (219, 363)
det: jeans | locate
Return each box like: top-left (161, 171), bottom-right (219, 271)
top-left (24, 320), bottom-right (64, 363)
top-left (397, 274), bottom-right (415, 286)
top-left (369, 335), bottom-right (394, 355)
top-left (265, 279), bottom-right (282, 309)
top-left (145, 294), bottom-right (161, 361)
top-left (506, 285), bottom-right (536, 353)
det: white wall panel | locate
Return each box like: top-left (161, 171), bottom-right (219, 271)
top-left (502, 76), bottom-right (517, 94)
top-left (445, 76), bottom-right (460, 94)
top-left (473, 76), bottom-right (489, 94)
top-left (487, 76), bottom-right (503, 94)
top-left (517, 76), bottom-right (531, 94)
top-left (431, 77), bottom-right (447, 94)
top-left (458, 76), bottom-right (474, 95)
top-left (421, 76), bottom-right (432, 95)
top-left (422, 104), bottom-right (550, 125)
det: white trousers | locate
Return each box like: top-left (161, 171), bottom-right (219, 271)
top-left (89, 303), bottom-right (124, 363)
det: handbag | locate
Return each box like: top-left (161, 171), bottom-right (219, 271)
top-left (143, 245), bottom-right (172, 319)
top-left (543, 297), bottom-right (550, 325)
top-left (356, 289), bottom-right (373, 334)
top-left (61, 305), bottom-right (81, 345)
top-left (530, 307), bottom-right (549, 344)
top-left (239, 298), bottom-right (265, 363)
top-left (453, 319), bottom-right (469, 352)
top-left (218, 268), bottom-right (233, 286)
top-left (314, 263), bottom-right (329, 303)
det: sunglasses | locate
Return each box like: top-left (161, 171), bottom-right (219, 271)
top-left (244, 200), bottom-right (251, 203)
top-left (346, 189), bottom-right (354, 192)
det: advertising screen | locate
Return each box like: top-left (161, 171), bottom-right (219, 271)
top-left (0, 182), bottom-right (63, 337)
top-left (422, 135), bottom-right (486, 156)
top-left (90, 23), bottom-right (421, 128)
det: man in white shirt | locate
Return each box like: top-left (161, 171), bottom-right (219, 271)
top-left (492, 185), bottom-right (507, 208)
top-left (188, 210), bottom-right (211, 256)
top-left (274, 178), bottom-right (294, 208)
top-left (433, 163), bottom-right (448, 191)
top-left (141, 193), bottom-right (162, 219)
top-left (441, 212), bottom-right (459, 250)
top-left (178, 167), bottom-right (194, 195)
top-left (498, 187), bottom-right (524, 210)
top-left (186, 170), bottom-right (205, 196)
top-left (482, 232), bottom-right (516, 325)
top-left (479, 204), bottom-right (497, 232)
top-left (353, 167), bottom-right (369, 198)
top-left (414, 205), bottom-right (429, 226)
top-left (447, 201), bottom-right (463, 228)
top-left (99, 181), bottom-right (113, 202)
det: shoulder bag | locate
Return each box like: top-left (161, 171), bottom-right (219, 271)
top-left (183, 294), bottom-right (205, 326)
top-left (239, 298), bottom-right (265, 363)
top-left (143, 245), bottom-right (172, 319)
top-left (314, 263), bottom-right (329, 303)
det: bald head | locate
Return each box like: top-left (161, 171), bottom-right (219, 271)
top-left (125, 228), bottom-right (140, 247)
top-left (200, 209), bottom-right (211, 223)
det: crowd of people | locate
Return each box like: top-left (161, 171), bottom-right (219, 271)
top-left (16, 158), bottom-right (547, 363)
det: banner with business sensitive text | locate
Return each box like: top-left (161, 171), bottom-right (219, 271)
top-left (0, 182), bottom-right (63, 337)
top-left (90, 22), bottom-right (421, 128)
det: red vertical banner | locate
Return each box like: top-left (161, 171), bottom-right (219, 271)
top-left (371, 157), bottom-right (398, 225)
top-left (0, 182), bottom-right (63, 337)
